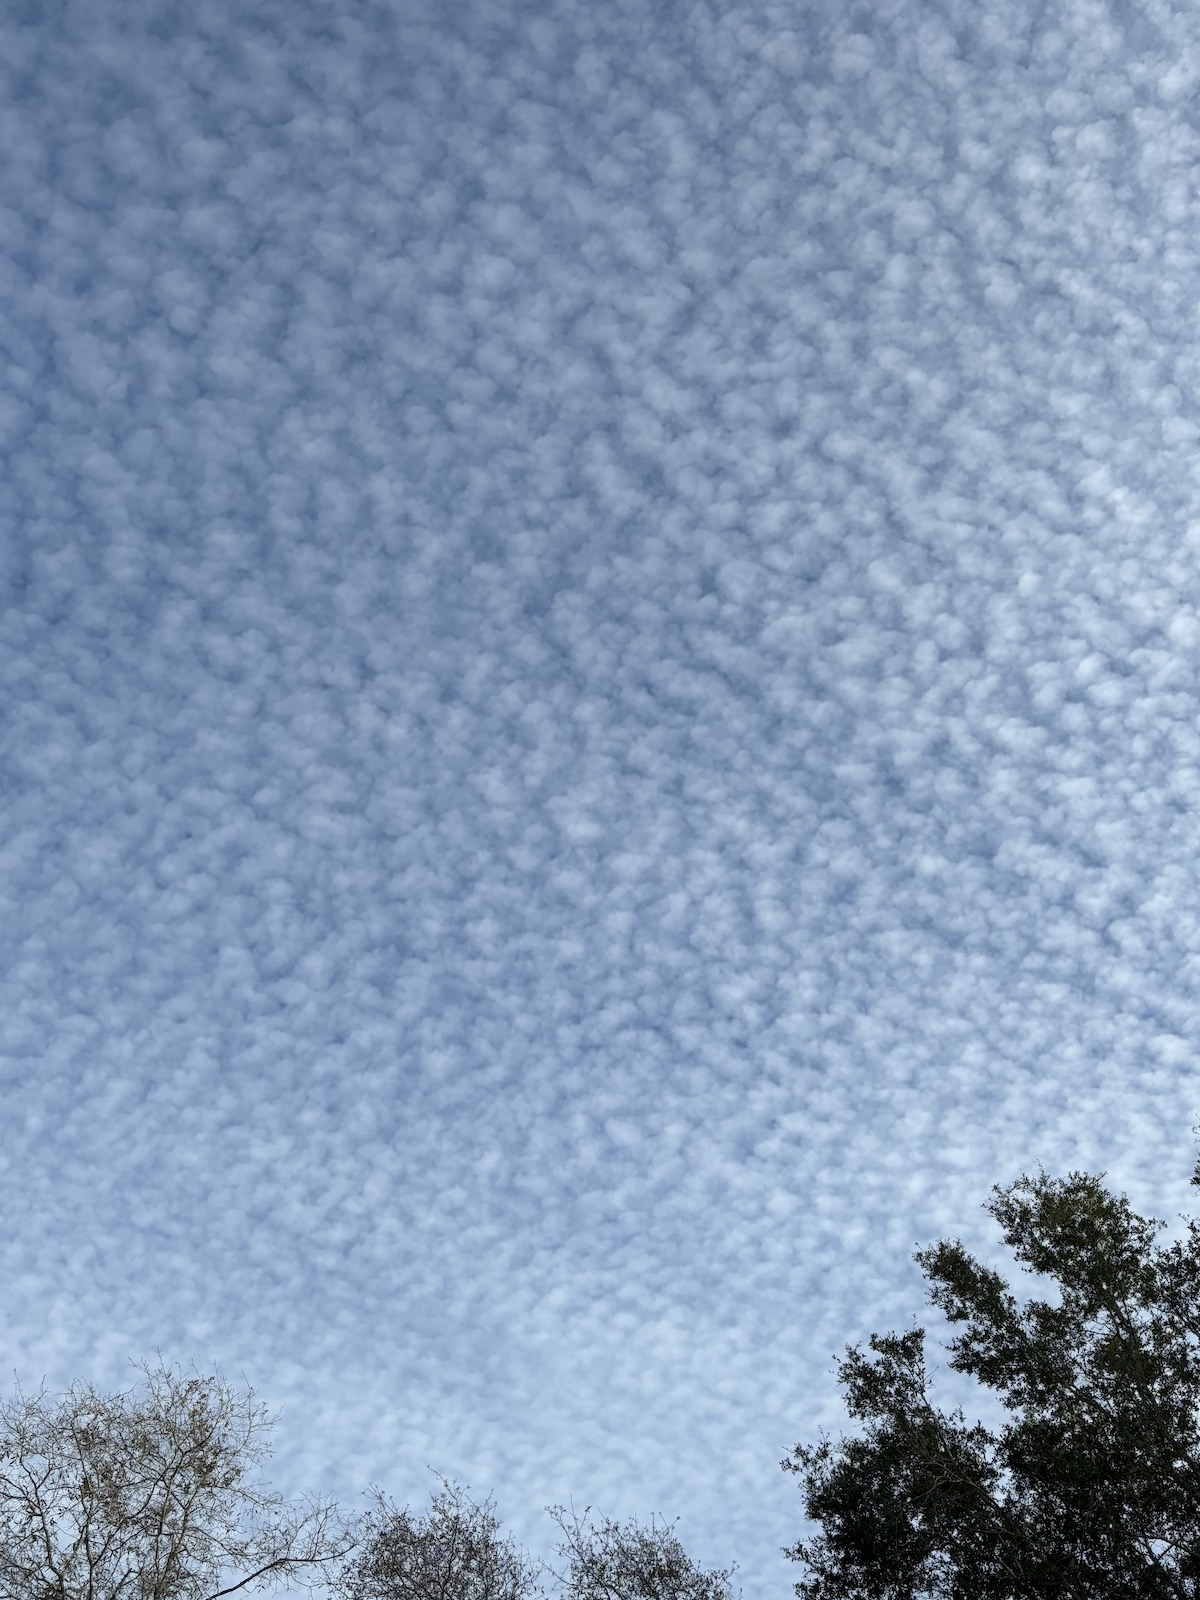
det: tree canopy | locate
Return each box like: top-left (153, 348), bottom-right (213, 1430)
top-left (0, 1360), bottom-right (351, 1600)
top-left (0, 1363), bottom-right (730, 1600)
top-left (783, 1157), bottom-right (1200, 1600)
top-left (548, 1505), bottom-right (737, 1600)
top-left (339, 1479), bottom-right (539, 1600)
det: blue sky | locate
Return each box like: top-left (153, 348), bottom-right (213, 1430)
top-left (4, 0), bottom-right (1200, 1592)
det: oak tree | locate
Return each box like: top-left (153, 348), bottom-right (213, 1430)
top-left (784, 1158), bottom-right (1200, 1599)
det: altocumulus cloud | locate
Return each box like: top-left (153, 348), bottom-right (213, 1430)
top-left (4, 0), bottom-right (1200, 1590)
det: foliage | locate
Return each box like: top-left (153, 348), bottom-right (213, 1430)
top-left (340, 1479), bottom-right (540, 1600)
top-left (0, 1360), bottom-right (352, 1600)
top-left (548, 1505), bottom-right (737, 1600)
top-left (783, 1159), bottom-right (1200, 1599)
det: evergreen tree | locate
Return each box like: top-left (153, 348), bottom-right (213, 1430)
top-left (784, 1158), bottom-right (1200, 1599)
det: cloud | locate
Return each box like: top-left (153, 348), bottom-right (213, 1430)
top-left (4, 0), bottom-right (1200, 1591)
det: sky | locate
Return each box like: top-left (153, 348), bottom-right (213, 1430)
top-left (4, 0), bottom-right (1200, 1591)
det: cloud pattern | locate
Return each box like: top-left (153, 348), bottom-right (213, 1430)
top-left (5, 0), bottom-right (1200, 1590)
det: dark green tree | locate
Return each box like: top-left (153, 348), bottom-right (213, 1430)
top-left (783, 1158), bottom-right (1200, 1599)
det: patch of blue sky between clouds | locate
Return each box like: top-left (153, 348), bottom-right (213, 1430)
top-left (5, 0), bottom-right (1200, 1591)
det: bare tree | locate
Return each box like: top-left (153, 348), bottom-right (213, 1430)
top-left (547, 1507), bottom-right (736, 1600)
top-left (0, 1360), bottom-right (353, 1600)
top-left (339, 1478), bottom-right (540, 1600)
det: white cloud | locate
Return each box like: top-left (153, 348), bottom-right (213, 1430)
top-left (5, 0), bottom-right (1200, 1592)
